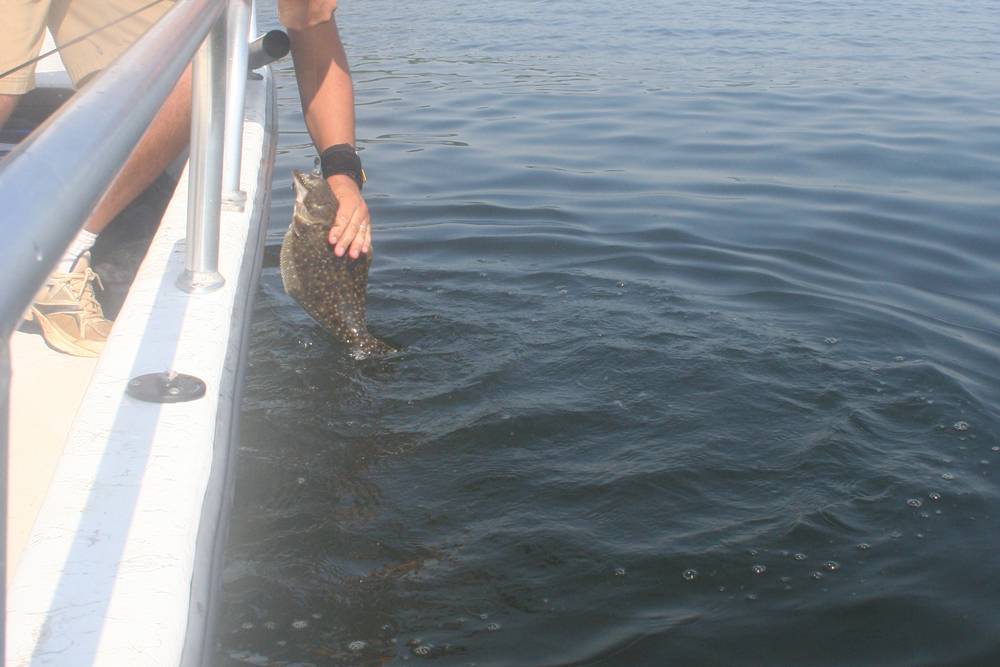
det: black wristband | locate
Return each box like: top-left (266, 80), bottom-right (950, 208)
top-left (320, 144), bottom-right (365, 191)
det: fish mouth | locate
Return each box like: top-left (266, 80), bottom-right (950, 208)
top-left (292, 170), bottom-right (310, 202)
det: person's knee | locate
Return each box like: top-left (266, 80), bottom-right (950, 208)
top-left (277, 0), bottom-right (338, 31)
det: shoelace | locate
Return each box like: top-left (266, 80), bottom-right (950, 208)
top-left (49, 266), bottom-right (105, 314)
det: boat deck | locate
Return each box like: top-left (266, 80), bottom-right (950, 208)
top-left (7, 331), bottom-right (96, 583)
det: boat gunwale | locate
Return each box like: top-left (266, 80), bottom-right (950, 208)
top-left (180, 66), bottom-right (278, 667)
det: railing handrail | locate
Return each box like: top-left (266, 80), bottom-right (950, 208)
top-left (0, 0), bottom-right (225, 339)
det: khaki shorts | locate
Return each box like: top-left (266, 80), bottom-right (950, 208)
top-left (0, 0), bottom-right (174, 94)
top-left (277, 0), bottom-right (337, 31)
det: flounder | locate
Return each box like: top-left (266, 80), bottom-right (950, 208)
top-left (280, 169), bottom-right (394, 354)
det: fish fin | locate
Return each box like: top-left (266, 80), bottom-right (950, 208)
top-left (279, 227), bottom-right (304, 299)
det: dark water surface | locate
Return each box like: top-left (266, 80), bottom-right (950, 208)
top-left (216, 1), bottom-right (1000, 665)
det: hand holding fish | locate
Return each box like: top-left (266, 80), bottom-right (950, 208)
top-left (326, 175), bottom-right (370, 259)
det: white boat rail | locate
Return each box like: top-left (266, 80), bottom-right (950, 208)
top-left (0, 0), bottom-right (281, 660)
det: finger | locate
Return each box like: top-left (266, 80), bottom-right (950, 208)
top-left (329, 206), bottom-right (360, 256)
top-left (341, 201), bottom-right (371, 259)
top-left (361, 222), bottom-right (371, 255)
top-left (328, 209), bottom-right (352, 246)
top-left (345, 206), bottom-right (369, 258)
top-left (349, 218), bottom-right (371, 259)
top-left (340, 210), bottom-right (367, 258)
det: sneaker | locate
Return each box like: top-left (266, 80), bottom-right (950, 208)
top-left (25, 252), bottom-right (113, 357)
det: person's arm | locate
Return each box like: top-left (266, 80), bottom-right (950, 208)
top-left (285, 2), bottom-right (370, 259)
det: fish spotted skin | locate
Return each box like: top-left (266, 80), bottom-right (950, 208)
top-left (280, 169), bottom-right (394, 354)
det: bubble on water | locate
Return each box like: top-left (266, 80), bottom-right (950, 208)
top-left (895, 356), bottom-right (905, 362)
top-left (749, 550), bottom-right (758, 557)
top-left (908, 499), bottom-right (922, 508)
top-left (479, 614), bottom-right (489, 620)
top-left (811, 572), bottom-right (824, 580)
top-left (241, 622), bottom-right (254, 629)
top-left (954, 421), bottom-right (969, 431)
top-left (276, 640), bottom-right (287, 646)
top-left (929, 493), bottom-right (941, 500)
top-left (982, 460), bottom-right (990, 466)
top-left (921, 512), bottom-right (930, 518)
top-left (823, 561), bottom-right (840, 572)
top-left (746, 594), bottom-right (758, 601)
top-left (752, 565), bottom-right (767, 574)
top-left (824, 338), bottom-right (838, 345)
top-left (292, 620), bottom-right (308, 629)
top-left (718, 586), bottom-right (725, 592)
top-left (479, 273), bottom-right (487, 278)
top-left (402, 267), bottom-right (410, 271)
top-left (892, 532), bottom-right (902, 538)
top-left (348, 641), bottom-right (368, 652)
top-left (486, 623), bottom-right (501, 632)
top-left (407, 639), bottom-right (422, 647)
top-left (794, 553), bottom-right (807, 561)
top-left (617, 282), bottom-right (627, 288)
top-left (780, 576), bottom-right (791, 583)
top-left (780, 551), bottom-right (790, 557)
top-left (312, 613), bottom-right (322, 619)
top-left (381, 624), bottom-right (394, 632)
top-left (682, 569), bottom-right (698, 581)
top-left (414, 645), bottom-right (432, 656)
top-left (614, 567), bottom-right (626, 576)
top-left (858, 543), bottom-right (870, 550)
top-left (541, 599), bottom-right (548, 604)
top-left (558, 290), bottom-right (568, 295)
top-left (264, 621), bottom-right (278, 630)
top-left (296, 477), bottom-right (305, 485)
top-left (941, 473), bottom-right (954, 480)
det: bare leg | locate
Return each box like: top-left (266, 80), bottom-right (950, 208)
top-left (0, 93), bottom-right (21, 130)
top-left (84, 65), bottom-right (192, 234)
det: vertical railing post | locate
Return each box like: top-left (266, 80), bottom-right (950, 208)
top-left (249, 0), bottom-right (258, 45)
top-left (221, 0), bottom-right (251, 212)
top-left (177, 7), bottom-right (228, 294)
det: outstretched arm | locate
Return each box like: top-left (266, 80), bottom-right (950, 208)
top-left (283, 0), bottom-right (370, 259)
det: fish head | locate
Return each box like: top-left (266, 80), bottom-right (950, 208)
top-left (292, 169), bottom-right (338, 230)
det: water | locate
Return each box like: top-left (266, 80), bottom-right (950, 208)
top-left (216, 1), bottom-right (1000, 665)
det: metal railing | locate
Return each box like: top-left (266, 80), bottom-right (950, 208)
top-left (0, 0), bottom-right (281, 656)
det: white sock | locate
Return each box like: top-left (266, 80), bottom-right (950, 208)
top-left (57, 229), bottom-right (98, 273)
